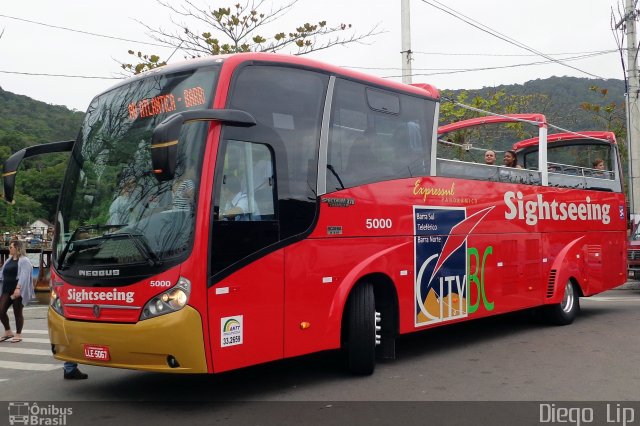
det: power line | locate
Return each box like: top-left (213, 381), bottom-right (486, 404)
top-left (2, 50), bottom-right (612, 81)
top-left (346, 50), bottom-right (615, 73)
top-left (412, 49), bottom-right (618, 57)
top-left (0, 70), bottom-right (121, 80)
top-left (419, 0), bottom-right (605, 79)
top-left (378, 51), bottom-right (614, 78)
top-left (0, 14), bottom-right (170, 48)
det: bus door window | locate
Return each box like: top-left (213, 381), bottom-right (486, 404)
top-left (215, 141), bottom-right (274, 222)
top-left (224, 64), bottom-right (328, 242)
top-left (210, 140), bottom-right (278, 276)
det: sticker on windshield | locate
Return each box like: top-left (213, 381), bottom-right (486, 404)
top-left (221, 315), bottom-right (243, 347)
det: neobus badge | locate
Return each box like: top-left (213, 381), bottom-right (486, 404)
top-left (78, 269), bottom-right (120, 277)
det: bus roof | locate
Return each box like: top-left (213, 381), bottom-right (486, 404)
top-left (513, 131), bottom-right (617, 150)
top-left (96, 52), bottom-right (440, 103)
top-left (437, 113), bottom-right (547, 135)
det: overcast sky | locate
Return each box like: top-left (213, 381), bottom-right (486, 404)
top-left (0, 0), bottom-right (628, 112)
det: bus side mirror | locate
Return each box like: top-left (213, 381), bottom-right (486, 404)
top-left (151, 109), bottom-right (256, 181)
top-left (2, 140), bottom-right (74, 203)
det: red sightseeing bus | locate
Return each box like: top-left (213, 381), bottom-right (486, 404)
top-left (2, 53), bottom-right (626, 376)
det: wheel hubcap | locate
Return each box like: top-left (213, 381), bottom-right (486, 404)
top-left (561, 282), bottom-right (574, 314)
top-left (375, 311), bottom-right (381, 345)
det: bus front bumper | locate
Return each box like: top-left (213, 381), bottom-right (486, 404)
top-left (48, 306), bottom-right (208, 373)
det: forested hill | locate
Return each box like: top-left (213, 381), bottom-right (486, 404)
top-left (0, 87), bottom-right (84, 227)
top-left (445, 76), bottom-right (626, 131)
top-left (0, 87), bottom-right (84, 151)
top-left (0, 76), bottom-right (628, 226)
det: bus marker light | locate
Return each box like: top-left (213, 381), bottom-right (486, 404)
top-left (400, 270), bottom-right (408, 276)
top-left (50, 287), bottom-right (64, 316)
top-left (300, 322), bottom-right (311, 329)
top-left (216, 287), bottom-right (229, 295)
top-left (322, 277), bottom-right (333, 284)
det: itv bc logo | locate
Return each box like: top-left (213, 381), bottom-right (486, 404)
top-left (414, 206), bottom-right (494, 327)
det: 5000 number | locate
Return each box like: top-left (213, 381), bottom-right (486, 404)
top-left (365, 218), bottom-right (393, 229)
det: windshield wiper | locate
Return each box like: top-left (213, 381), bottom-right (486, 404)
top-left (57, 224), bottom-right (127, 270)
top-left (101, 232), bottom-right (162, 267)
top-left (327, 164), bottom-right (345, 190)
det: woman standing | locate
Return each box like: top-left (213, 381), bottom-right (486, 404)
top-left (0, 240), bottom-right (34, 343)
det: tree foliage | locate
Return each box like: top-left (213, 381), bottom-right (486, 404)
top-left (438, 89), bottom-right (551, 161)
top-left (579, 85), bottom-right (627, 154)
top-left (0, 88), bottom-right (82, 226)
top-left (121, 0), bottom-right (381, 74)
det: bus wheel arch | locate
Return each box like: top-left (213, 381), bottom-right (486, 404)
top-left (341, 274), bottom-right (399, 375)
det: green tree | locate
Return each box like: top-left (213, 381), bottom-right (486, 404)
top-left (579, 85), bottom-right (627, 160)
top-left (438, 89), bottom-right (551, 162)
top-left (0, 193), bottom-right (46, 227)
top-left (121, 0), bottom-right (380, 74)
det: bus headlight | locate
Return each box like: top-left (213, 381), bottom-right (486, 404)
top-left (140, 277), bottom-right (191, 321)
top-left (50, 285), bottom-right (64, 316)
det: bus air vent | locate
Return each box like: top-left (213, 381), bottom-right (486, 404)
top-left (546, 270), bottom-right (557, 298)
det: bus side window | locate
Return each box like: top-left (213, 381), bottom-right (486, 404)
top-left (327, 78), bottom-right (432, 191)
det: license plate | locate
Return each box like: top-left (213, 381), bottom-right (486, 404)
top-left (83, 344), bottom-right (110, 361)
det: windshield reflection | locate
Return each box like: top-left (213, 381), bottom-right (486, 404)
top-left (54, 66), bottom-right (219, 271)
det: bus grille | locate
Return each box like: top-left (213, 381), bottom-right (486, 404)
top-left (628, 249), bottom-right (640, 261)
top-left (546, 270), bottom-right (557, 298)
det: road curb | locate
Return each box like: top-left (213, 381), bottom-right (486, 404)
top-left (617, 280), bottom-right (640, 290)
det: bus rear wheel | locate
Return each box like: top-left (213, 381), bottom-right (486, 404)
top-left (544, 280), bottom-right (580, 325)
top-left (345, 282), bottom-right (378, 375)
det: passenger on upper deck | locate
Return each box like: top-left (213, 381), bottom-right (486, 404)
top-left (593, 158), bottom-right (605, 171)
top-left (484, 150), bottom-right (496, 165)
top-left (503, 150), bottom-right (522, 169)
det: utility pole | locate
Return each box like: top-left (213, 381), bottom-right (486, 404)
top-left (401, 0), bottom-right (413, 84)
top-left (624, 0), bottom-right (640, 221)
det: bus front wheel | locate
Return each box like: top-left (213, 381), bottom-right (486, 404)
top-left (345, 283), bottom-right (377, 375)
top-left (544, 280), bottom-right (580, 325)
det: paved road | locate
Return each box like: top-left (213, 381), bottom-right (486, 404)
top-left (0, 288), bottom-right (639, 424)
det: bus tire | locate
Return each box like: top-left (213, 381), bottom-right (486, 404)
top-left (346, 283), bottom-right (376, 375)
top-left (544, 280), bottom-right (580, 325)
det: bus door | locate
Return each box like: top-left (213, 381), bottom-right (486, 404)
top-left (207, 139), bottom-right (283, 372)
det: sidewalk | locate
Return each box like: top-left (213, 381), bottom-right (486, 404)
top-left (617, 280), bottom-right (640, 290)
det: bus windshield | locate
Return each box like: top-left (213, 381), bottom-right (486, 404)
top-left (54, 65), bottom-right (220, 279)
